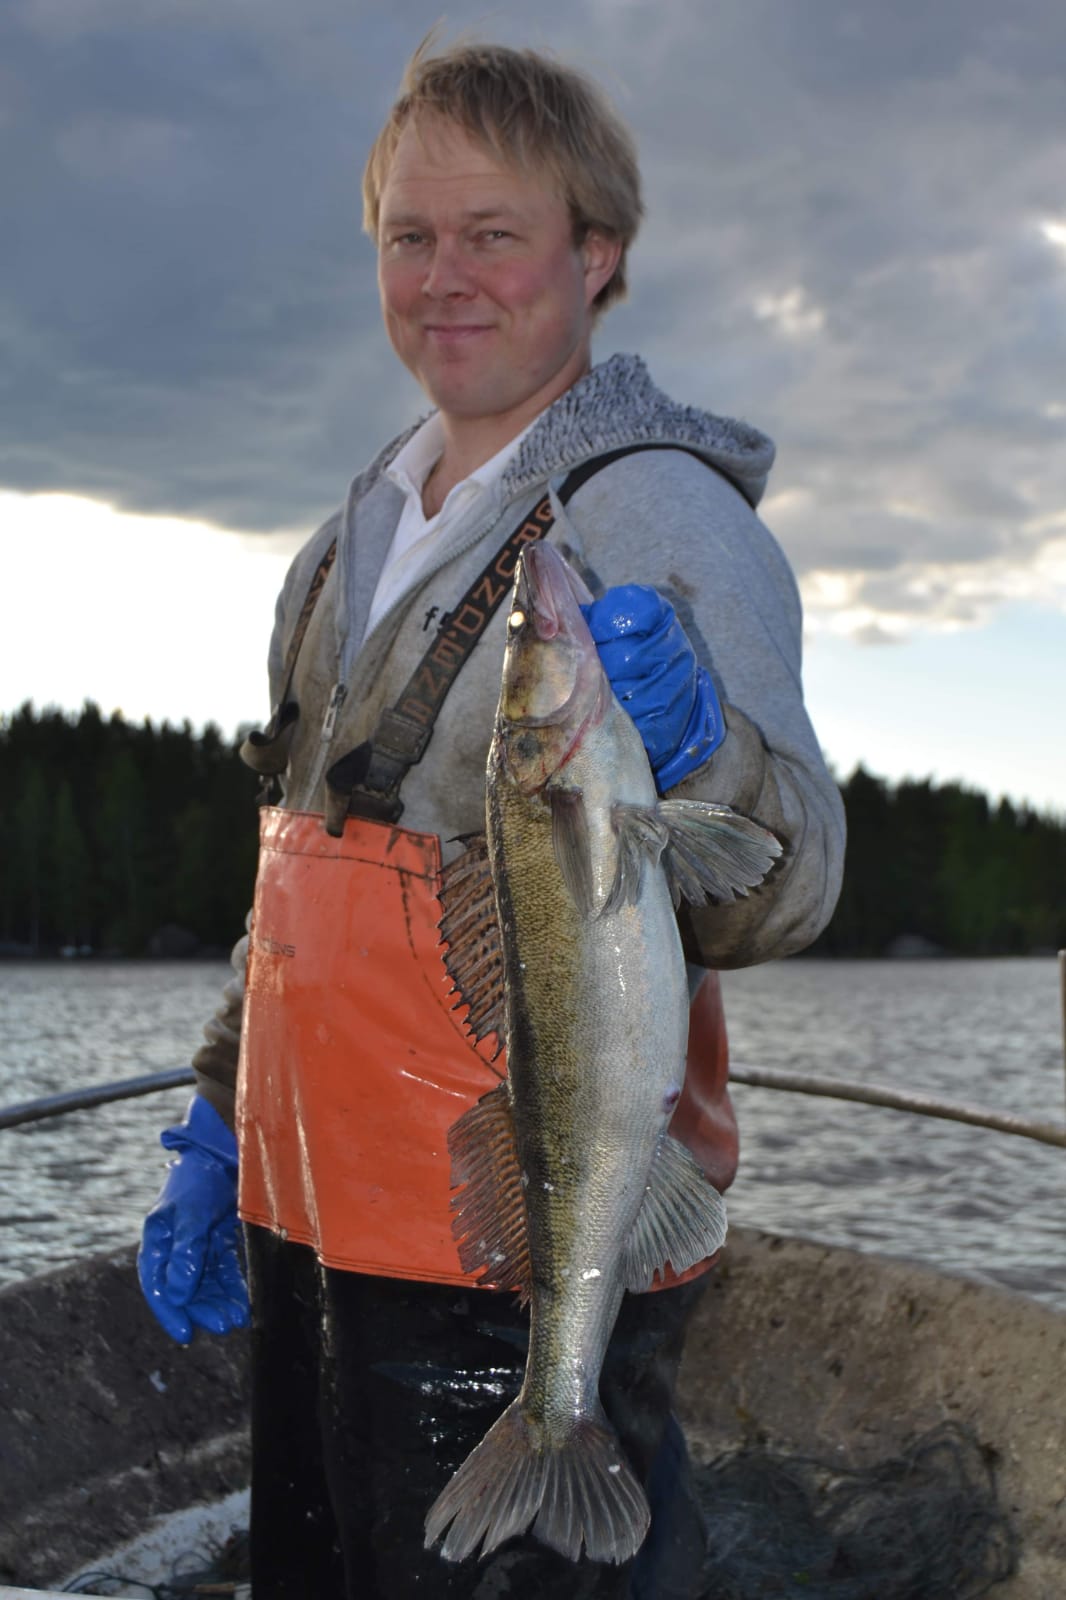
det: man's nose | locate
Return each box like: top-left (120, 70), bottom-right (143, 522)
top-left (421, 240), bottom-right (475, 299)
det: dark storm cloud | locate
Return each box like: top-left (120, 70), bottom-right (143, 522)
top-left (1, 0), bottom-right (429, 531)
top-left (3, 0), bottom-right (1065, 626)
top-left (588, 0), bottom-right (1066, 611)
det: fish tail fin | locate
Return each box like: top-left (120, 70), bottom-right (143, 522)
top-left (424, 1398), bottom-right (650, 1565)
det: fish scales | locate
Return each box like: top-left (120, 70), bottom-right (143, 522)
top-left (425, 542), bottom-right (782, 1566)
top-left (490, 748), bottom-right (682, 1427)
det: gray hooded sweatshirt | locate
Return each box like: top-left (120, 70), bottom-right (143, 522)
top-left (193, 354), bottom-right (846, 1124)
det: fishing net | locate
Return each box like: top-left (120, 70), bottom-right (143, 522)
top-left (693, 1422), bottom-right (1018, 1600)
top-left (62, 1526), bottom-right (250, 1596)
top-left (62, 1425), bottom-right (1016, 1597)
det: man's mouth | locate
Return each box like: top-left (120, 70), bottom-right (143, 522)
top-left (424, 324), bottom-right (493, 341)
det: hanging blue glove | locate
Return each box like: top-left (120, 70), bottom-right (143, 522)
top-left (582, 586), bottom-right (725, 789)
top-left (137, 1094), bottom-right (249, 1345)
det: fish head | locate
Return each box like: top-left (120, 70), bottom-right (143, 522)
top-left (496, 543), bottom-right (608, 795)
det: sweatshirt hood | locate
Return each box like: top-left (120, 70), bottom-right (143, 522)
top-left (359, 353), bottom-right (775, 510)
top-left (504, 353), bottom-right (775, 509)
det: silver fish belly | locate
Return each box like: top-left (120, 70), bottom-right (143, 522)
top-left (425, 542), bottom-right (781, 1565)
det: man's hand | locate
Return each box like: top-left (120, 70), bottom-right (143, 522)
top-left (582, 585), bottom-right (725, 789)
top-left (137, 1095), bottom-right (250, 1344)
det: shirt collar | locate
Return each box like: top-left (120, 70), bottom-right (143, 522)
top-left (385, 413), bottom-right (446, 500)
top-left (385, 412), bottom-right (538, 510)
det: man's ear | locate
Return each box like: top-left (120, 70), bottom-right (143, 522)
top-left (581, 230), bottom-right (623, 307)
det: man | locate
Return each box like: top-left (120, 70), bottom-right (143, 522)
top-left (139, 39), bottom-right (845, 1600)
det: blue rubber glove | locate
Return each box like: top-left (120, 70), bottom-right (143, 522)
top-left (582, 586), bottom-right (725, 789)
top-left (137, 1095), bottom-right (249, 1345)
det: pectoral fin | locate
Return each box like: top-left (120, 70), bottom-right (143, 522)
top-left (608, 799), bottom-right (780, 911)
top-left (622, 1132), bottom-right (728, 1292)
top-left (604, 805), bottom-right (669, 913)
top-left (550, 787), bottom-right (595, 915)
top-left (656, 799), bottom-right (782, 908)
top-left (447, 1083), bottom-right (532, 1303)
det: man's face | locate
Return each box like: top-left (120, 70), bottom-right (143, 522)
top-left (377, 116), bottom-right (619, 435)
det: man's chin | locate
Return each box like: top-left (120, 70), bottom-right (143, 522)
top-left (418, 376), bottom-right (520, 424)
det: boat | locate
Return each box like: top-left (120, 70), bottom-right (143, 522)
top-left (0, 1243), bottom-right (248, 1596)
top-left (2, 1227), bottom-right (1063, 1596)
top-left (678, 1228), bottom-right (1066, 1598)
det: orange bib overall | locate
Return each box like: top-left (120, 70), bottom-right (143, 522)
top-left (236, 807), bottom-right (738, 1288)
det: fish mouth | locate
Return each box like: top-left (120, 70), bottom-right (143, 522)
top-left (518, 543), bottom-right (594, 638)
top-left (503, 545), bottom-right (599, 730)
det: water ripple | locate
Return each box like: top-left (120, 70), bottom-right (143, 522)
top-left (723, 957), bottom-right (1066, 1308)
top-left (0, 956), bottom-right (1063, 1309)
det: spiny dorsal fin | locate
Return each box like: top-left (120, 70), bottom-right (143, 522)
top-left (622, 1132), bottom-right (728, 1292)
top-left (447, 1083), bottom-right (532, 1303)
top-left (438, 835), bottom-right (505, 1054)
top-left (656, 799), bottom-right (782, 908)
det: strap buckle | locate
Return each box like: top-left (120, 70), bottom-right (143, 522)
top-left (324, 737), bottom-right (408, 835)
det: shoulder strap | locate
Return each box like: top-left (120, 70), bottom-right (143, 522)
top-left (240, 538), bottom-right (338, 786)
top-left (241, 443), bottom-right (708, 829)
top-left (323, 492), bottom-right (553, 831)
top-left (554, 442), bottom-right (709, 501)
top-left (326, 443), bottom-right (713, 833)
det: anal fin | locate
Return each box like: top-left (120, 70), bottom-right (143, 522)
top-left (622, 1133), bottom-right (728, 1292)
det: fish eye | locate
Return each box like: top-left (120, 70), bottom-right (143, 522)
top-left (508, 608), bottom-right (526, 632)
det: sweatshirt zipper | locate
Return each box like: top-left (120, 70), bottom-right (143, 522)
top-left (306, 479), bottom-right (562, 804)
top-left (349, 481), bottom-right (548, 670)
top-left (320, 682), bottom-right (347, 742)
top-left (298, 681), bottom-right (348, 803)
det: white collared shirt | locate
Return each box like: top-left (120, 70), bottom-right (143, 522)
top-left (367, 413), bottom-right (535, 637)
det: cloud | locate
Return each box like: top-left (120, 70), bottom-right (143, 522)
top-left (1, 0), bottom-right (431, 532)
top-left (801, 521), bottom-right (1066, 641)
top-left (753, 288), bottom-right (826, 340)
top-left (0, 488), bottom-right (303, 732)
top-left (2, 0), bottom-right (1065, 646)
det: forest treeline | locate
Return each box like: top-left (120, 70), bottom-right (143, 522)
top-left (1, 702), bottom-right (260, 957)
top-left (813, 765), bottom-right (1065, 956)
top-left (2, 701), bottom-right (1064, 958)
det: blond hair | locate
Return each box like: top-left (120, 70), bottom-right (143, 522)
top-left (363, 39), bottom-right (643, 313)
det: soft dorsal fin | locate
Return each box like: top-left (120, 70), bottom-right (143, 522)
top-left (438, 835), bottom-right (505, 1055)
top-left (622, 1132), bottom-right (728, 1292)
top-left (447, 1083), bottom-right (532, 1303)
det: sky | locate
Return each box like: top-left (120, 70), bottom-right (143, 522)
top-left (2, 0), bottom-right (1064, 816)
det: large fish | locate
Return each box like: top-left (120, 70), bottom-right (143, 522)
top-left (425, 542), bottom-right (781, 1566)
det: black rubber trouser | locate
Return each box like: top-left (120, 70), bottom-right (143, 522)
top-left (245, 1224), bottom-right (710, 1600)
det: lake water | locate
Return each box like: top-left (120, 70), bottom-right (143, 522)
top-left (1, 957), bottom-right (1063, 1308)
